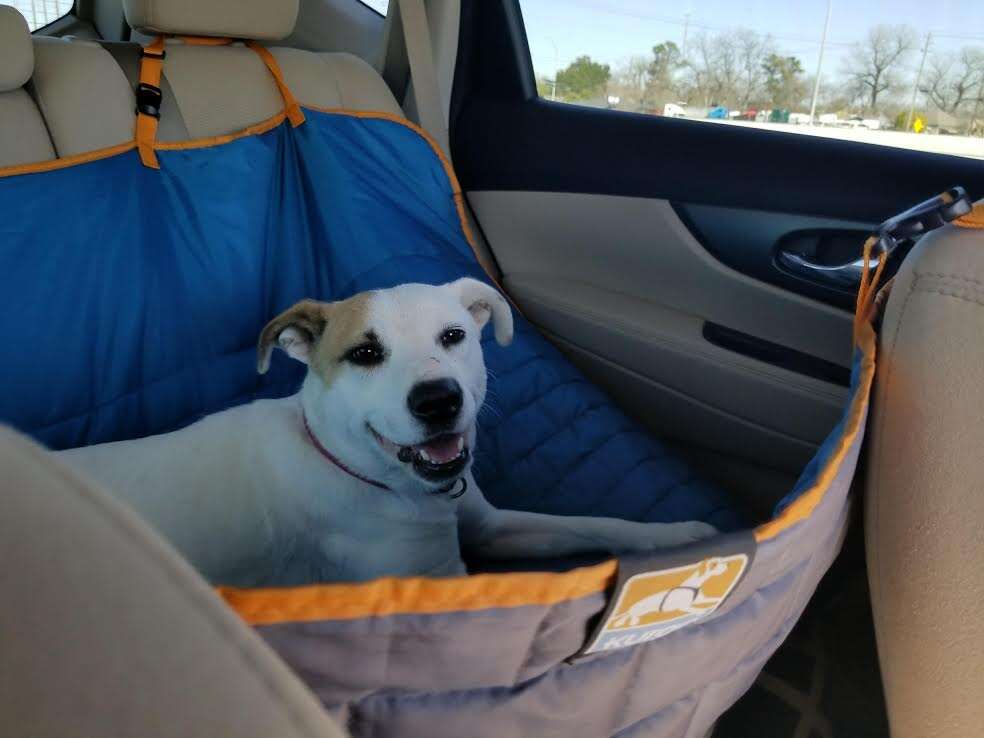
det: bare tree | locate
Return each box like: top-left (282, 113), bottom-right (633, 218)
top-left (680, 32), bottom-right (719, 106)
top-left (681, 29), bottom-right (771, 109)
top-left (611, 56), bottom-right (653, 111)
top-left (734, 29), bottom-right (773, 109)
top-left (921, 47), bottom-right (984, 114)
top-left (842, 24), bottom-right (917, 113)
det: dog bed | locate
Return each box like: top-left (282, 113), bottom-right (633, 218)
top-left (0, 40), bottom-right (875, 738)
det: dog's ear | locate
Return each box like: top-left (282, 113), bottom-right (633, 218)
top-left (446, 278), bottom-right (513, 347)
top-left (257, 299), bottom-right (331, 373)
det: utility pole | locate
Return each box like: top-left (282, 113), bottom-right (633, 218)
top-left (808, 0), bottom-right (832, 125)
top-left (547, 37), bottom-right (559, 101)
top-left (681, 12), bottom-right (691, 58)
top-left (906, 32), bottom-right (932, 132)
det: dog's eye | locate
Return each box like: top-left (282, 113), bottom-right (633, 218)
top-left (439, 328), bottom-right (466, 348)
top-left (344, 343), bottom-right (385, 367)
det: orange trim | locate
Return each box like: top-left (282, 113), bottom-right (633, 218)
top-left (246, 42), bottom-right (305, 128)
top-left (135, 35), bottom-right (166, 169)
top-left (853, 235), bottom-right (887, 342)
top-left (754, 320), bottom-right (875, 542)
top-left (755, 234), bottom-right (883, 543)
top-left (304, 107), bottom-right (479, 250)
top-left (220, 560), bottom-right (617, 626)
top-left (954, 202), bottom-right (984, 230)
top-left (294, 107), bottom-right (518, 310)
top-left (155, 112), bottom-right (287, 151)
top-left (0, 141), bottom-right (136, 179)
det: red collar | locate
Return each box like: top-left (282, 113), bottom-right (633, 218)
top-left (302, 413), bottom-right (391, 491)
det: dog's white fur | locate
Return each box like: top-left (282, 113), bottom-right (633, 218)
top-left (57, 279), bottom-right (716, 586)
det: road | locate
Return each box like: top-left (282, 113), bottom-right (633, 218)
top-left (695, 118), bottom-right (984, 160)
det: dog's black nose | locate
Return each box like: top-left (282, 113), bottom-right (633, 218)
top-left (408, 379), bottom-right (463, 426)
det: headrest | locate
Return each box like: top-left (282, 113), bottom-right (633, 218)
top-left (0, 5), bottom-right (33, 93)
top-left (123, 0), bottom-right (299, 42)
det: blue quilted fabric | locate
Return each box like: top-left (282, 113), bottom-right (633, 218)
top-left (0, 110), bottom-right (741, 531)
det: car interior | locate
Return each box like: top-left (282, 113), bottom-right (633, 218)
top-left (1, 0), bottom-right (982, 736)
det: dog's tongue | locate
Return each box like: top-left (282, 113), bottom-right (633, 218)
top-left (415, 434), bottom-right (462, 464)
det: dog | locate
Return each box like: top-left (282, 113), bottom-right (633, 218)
top-left (57, 279), bottom-right (716, 586)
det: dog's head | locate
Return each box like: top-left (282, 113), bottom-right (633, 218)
top-left (257, 279), bottom-right (513, 488)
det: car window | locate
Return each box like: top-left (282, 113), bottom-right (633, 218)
top-left (10, 0), bottom-right (74, 31)
top-left (357, 0), bottom-right (389, 16)
top-left (517, 0), bottom-right (984, 160)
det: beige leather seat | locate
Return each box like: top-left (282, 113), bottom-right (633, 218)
top-left (43, 0), bottom-right (398, 155)
top-left (865, 206), bottom-right (984, 738)
top-left (0, 426), bottom-right (349, 738)
top-left (0, 5), bottom-right (55, 166)
top-left (6, 0), bottom-right (400, 165)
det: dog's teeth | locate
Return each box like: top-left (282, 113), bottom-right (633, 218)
top-left (419, 449), bottom-right (432, 462)
top-left (456, 436), bottom-right (464, 452)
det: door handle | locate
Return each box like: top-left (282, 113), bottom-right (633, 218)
top-left (775, 186), bottom-right (971, 293)
top-left (775, 250), bottom-right (879, 292)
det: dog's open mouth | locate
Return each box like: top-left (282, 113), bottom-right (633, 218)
top-left (370, 427), bottom-right (470, 482)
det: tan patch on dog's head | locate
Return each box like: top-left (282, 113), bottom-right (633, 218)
top-left (256, 293), bottom-right (373, 384)
top-left (307, 292), bottom-right (373, 385)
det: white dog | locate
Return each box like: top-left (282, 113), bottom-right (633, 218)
top-left (57, 279), bottom-right (716, 586)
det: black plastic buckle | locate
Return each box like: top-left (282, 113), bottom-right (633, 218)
top-left (135, 82), bottom-right (163, 120)
top-left (873, 186), bottom-right (973, 255)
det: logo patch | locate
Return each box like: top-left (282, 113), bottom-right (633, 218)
top-left (584, 553), bottom-right (748, 654)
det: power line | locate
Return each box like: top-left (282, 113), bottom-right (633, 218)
top-left (560, 0), bottom-right (981, 50)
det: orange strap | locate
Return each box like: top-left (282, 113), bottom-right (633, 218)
top-left (853, 234), bottom-right (887, 343)
top-left (246, 41), bottom-right (306, 128)
top-left (954, 202), bottom-right (984, 230)
top-left (135, 36), bottom-right (306, 170)
top-left (135, 35), bottom-right (166, 169)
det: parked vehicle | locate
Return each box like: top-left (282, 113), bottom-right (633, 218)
top-left (662, 102), bottom-right (687, 118)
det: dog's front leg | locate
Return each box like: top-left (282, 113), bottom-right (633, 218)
top-left (458, 484), bottom-right (717, 559)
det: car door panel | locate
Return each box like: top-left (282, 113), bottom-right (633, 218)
top-left (451, 0), bottom-right (984, 500)
top-left (470, 190), bottom-right (849, 478)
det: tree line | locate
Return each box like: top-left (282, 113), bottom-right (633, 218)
top-left (538, 24), bottom-right (984, 134)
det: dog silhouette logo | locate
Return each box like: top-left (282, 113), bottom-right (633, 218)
top-left (587, 554), bottom-right (748, 652)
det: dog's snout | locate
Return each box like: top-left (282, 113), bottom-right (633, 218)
top-left (408, 379), bottom-right (463, 426)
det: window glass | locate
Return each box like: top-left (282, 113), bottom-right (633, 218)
top-left (519, 0), bottom-right (984, 159)
top-left (358, 0), bottom-right (389, 16)
top-left (10, 0), bottom-right (74, 31)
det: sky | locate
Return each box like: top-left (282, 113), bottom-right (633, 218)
top-left (518, 0), bottom-right (984, 91)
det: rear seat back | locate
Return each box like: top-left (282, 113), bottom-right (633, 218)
top-left (0, 5), bottom-right (54, 167)
top-left (123, 0), bottom-right (405, 143)
top-left (2, 0), bottom-right (401, 170)
top-left (31, 36), bottom-right (134, 156)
